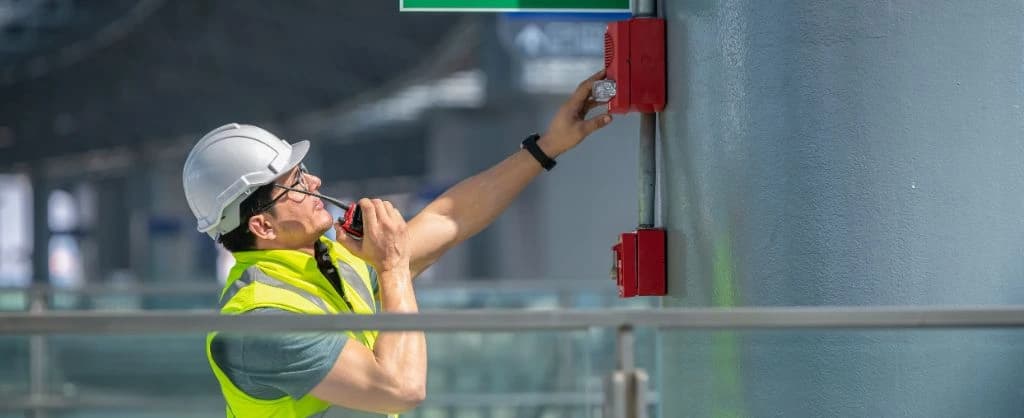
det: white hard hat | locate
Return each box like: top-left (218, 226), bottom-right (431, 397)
top-left (182, 123), bottom-right (309, 239)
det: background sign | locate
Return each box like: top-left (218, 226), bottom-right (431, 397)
top-left (499, 13), bottom-right (626, 57)
top-left (495, 12), bottom-right (625, 94)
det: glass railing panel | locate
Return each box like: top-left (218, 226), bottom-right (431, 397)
top-left (658, 328), bottom-right (1024, 418)
top-left (0, 329), bottom-right (616, 418)
top-left (0, 337), bottom-right (29, 402)
top-left (19, 327), bottom-right (1021, 418)
top-left (0, 289), bottom-right (29, 312)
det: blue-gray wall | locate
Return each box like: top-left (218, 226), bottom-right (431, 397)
top-left (659, 1), bottom-right (1024, 417)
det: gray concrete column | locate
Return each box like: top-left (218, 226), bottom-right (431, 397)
top-left (659, 1), bottom-right (1024, 417)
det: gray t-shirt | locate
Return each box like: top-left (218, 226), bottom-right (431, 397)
top-left (210, 309), bottom-right (348, 400)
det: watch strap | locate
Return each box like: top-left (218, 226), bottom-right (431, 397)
top-left (521, 134), bottom-right (556, 171)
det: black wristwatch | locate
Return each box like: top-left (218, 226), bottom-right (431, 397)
top-left (521, 133), bottom-right (556, 171)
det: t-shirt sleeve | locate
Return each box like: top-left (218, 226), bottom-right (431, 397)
top-left (210, 309), bottom-right (348, 400)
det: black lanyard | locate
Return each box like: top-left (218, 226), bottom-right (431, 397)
top-left (313, 240), bottom-right (355, 312)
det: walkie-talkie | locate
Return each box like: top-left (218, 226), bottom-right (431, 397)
top-left (336, 203), bottom-right (363, 239)
top-left (312, 193), bottom-right (364, 239)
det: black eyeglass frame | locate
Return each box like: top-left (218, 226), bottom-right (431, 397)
top-left (251, 164), bottom-right (310, 214)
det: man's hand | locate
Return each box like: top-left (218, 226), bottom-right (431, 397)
top-left (335, 198), bottom-right (409, 273)
top-left (537, 69), bottom-right (615, 158)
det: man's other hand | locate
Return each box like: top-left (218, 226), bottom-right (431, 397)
top-left (335, 198), bottom-right (410, 273)
top-left (537, 70), bottom-right (615, 157)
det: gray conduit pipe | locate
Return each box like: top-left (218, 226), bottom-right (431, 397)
top-left (634, 0), bottom-right (657, 228)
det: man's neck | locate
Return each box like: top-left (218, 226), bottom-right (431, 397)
top-left (253, 239), bottom-right (317, 257)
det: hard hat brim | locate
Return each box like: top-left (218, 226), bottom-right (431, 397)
top-left (283, 140), bottom-right (311, 175)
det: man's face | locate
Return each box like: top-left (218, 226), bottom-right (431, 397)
top-left (261, 164), bottom-right (334, 247)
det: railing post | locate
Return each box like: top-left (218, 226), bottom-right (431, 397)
top-left (27, 286), bottom-right (49, 418)
top-left (605, 369), bottom-right (628, 418)
top-left (605, 325), bottom-right (647, 418)
top-left (616, 325), bottom-right (635, 372)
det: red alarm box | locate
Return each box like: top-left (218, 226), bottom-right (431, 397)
top-left (611, 228), bottom-right (667, 297)
top-left (604, 17), bottom-right (666, 114)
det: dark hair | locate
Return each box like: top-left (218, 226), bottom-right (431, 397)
top-left (217, 183), bottom-right (277, 252)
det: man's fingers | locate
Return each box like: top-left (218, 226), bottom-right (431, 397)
top-left (583, 69), bottom-right (606, 83)
top-left (377, 200), bottom-right (390, 224)
top-left (373, 199), bottom-right (391, 224)
top-left (565, 69), bottom-right (608, 111)
top-left (334, 223), bottom-right (362, 253)
top-left (570, 78), bottom-right (595, 103)
top-left (383, 201), bottom-right (401, 219)
top-left (371, 199), bottom-right (384, 225)
top-left (580, 113), bottom-right (613, 136)
top-left (578, 69), bottom-right (606, 93)
top-left (580, 99), bottom-right (606, 117)
top-left (359, 198), bottom-right (378, 229)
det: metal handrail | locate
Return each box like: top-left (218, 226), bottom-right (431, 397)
top-left (0, 278), bottom-right (612, 296)
top-left (1, 391), bottom-right (644, 411)
top-left (3, 306), bottom-right (1024, 334)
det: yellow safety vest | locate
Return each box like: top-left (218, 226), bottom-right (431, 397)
top-left (206, 237), bottom-right (395, 418)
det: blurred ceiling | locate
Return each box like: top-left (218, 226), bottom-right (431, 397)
top-left (0, 0), bottom-right (464, 167)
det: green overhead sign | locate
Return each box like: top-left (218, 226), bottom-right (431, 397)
top-left (401, 0), bottom-right (630, 13)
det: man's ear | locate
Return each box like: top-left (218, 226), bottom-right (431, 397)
top-left (248, 213), bottom-right (276, 240)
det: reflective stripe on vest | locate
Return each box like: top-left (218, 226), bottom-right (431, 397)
top-left (219, 267), bottom-right (332, 314)
top-left (337, 262), bottom-right (375, 313)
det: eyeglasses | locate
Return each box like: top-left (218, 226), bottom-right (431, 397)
top-left (252, 164), bottom-right (310, 214)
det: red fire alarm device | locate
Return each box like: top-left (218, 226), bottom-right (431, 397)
top-left (599, 17), bottom-right (666, 114)
top-left (611, 228), bottom-right (667, 297)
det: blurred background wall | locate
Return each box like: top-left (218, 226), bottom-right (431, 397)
top-left (0, 5), bottom-right (647, 416)
top-left (0, 0), bottom-right (638, 291)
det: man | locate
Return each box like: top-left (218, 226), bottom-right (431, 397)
top-left (182, 71), bottom-right (613, 417)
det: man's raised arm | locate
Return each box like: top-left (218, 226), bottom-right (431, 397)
top-left (405, 70), bottom-right (614, 278)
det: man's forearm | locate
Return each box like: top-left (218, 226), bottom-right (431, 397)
top-left (373, 267), bottom-right (426, 402)
top-left (409, 138), bottom-right (562, 274)
top-left (427, 146), bottom-right (546, 239)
